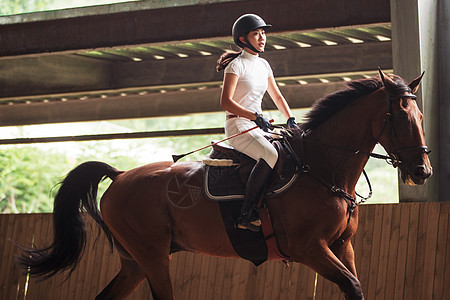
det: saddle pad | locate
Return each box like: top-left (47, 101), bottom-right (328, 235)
top-left (204, 165), bottom-right (298, 201)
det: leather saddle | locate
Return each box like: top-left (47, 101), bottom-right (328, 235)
top-left (203, 138), bottom-right (299, 201)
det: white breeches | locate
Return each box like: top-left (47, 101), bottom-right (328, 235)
top-left (225, 117), bottom-right (278, 169)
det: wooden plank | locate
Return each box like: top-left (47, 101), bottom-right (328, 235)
top-left (0, 215), bottom-right (14, 297)
top-left (0, 214), bottom-right (15, 296)
top-left (278, 262), bottom-right (294, 299)
top-left (186, 252), bottom-right (199, 299)
top-left (269, 262), bottom-right (284, 300)
top-left (285, 262), bottom-right (301, 299)
top-left (317, 273), bottom-right (341, 300)
top-left (393, 203), bottom-right (411, 300)
top-left (193, 254), bottom-right (210, 300)
top-left (263, 262), bottom-right (277, 300)
top-left (442, 206), bottom-right (450, 300)
top-left (172, 251), bottom-right (187, 297)
top-left (433, 204), bottom-right (449, 299)
top-left (229, 258), bottom-right (248, 300)
top-left (421, 203), bottom-right (440, 300)
top-left (374, 204), bottom-right (393, 299)
top-left (45, 216), bottom-right (67, 300)
top-left (85, 220), bottom-right (115, 299)
top-left (7, 214), bottom-right (37, 300)
top-left (366, 204), bottom-right (384, 299)
top-left (97, 228), bottom-right (120, 297)
top-left (225, 258), bottom-right (237, 300)
top-left (211, 256), bottom-right (226, 300)
top-left (353, 205), bottom-right (367, 278)
top-left (203, 256), bottom-right (219, 300)
top-left (412, 203), bottom-right (429, 299)
top-left (253, 261), bottom-right (268, 299)
top-left (384, 203), bottom-right (402, 300)
top-left (314, 273), bottom-right (327, 300)
top-left (357, 204), bottom-right (376, 295)
top-left (68, 219), bottom-right (93, 299)
top-left (185, 253), bottom-right (201, 300)
top-left (14, 214), bottom-right (37, 300)
top-left (3, 214), bottom-right (26, 300)
top-left (22, 214), bottom-right (42, 300)
top-left (0, 215), bottom-right (7, 272)
top-left (244, 262), bottom-right (259, 300)
top-left (79, 219), bottom-right (103, 299)
top-left (298, 264), bottom-right (317, 300)
top-left (403, 202), bottom-right (420, 300)
top-left (25, 214), bottom-right (56, 300)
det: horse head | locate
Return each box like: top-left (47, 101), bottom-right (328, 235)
top-left (376, 69), bottom-right (432, 185)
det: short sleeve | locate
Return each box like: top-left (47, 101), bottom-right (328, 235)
top-left (224, 59), bottom-right (241, 78)
top-left (262, 59), bottom-right (273, 78)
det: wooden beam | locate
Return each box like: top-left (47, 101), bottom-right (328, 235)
top-left (0, 0), bottom-right (390, 57)
top-left (0, 55), bottom-right (111, 97)
top-left (116, 42), bottom-right (392, 88)
top-left (0, 128), bottom-right (225, 145)
top-left (0, 42), bottom-right (391, 98)
top-left (0, 82), bottom-right (346, 126)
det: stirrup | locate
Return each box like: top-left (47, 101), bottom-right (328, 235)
top-left (236, 221), bottom-right (261, 232)
top-left (235, 210), bottom-right (261, 232)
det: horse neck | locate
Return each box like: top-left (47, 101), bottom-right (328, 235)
top-left (301, 92), bottom-right (384, 191)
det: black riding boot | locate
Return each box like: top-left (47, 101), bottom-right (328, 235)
top-left (236, 159), bottom-right (272, 232)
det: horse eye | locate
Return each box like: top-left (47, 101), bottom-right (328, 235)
top-left (400, 97), bottom-right (411, 109)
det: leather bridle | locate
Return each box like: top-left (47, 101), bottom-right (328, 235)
top-left (376, 93), bottom-right (431, 170)
top-left (280, 90), bottom-right (431, 223)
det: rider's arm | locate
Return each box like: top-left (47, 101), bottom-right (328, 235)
top-left (267, 76), bottom-right (294, 120)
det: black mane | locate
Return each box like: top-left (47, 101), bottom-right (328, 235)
top-left (300, 78), bottom-right (383, 132)
top-left (300, 74), bottom-right (413, 132)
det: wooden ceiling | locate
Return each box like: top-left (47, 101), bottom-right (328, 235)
top-left (0, 0), bottom-right (392, 126)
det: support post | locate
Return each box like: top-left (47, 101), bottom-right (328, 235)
top-left (390, 0), bottom-right (449, 202)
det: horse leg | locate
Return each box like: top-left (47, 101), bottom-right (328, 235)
top-left (330, 239), bottom-right (358, 278)
top-left (96, 256), bottom-right (146, 300)
top-left (303, 243), bottom-right (364, 300)
top-left (133, 250), bottom-right (173, 300)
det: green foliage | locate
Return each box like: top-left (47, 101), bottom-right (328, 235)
top-left (0, 146), bottom-right (70, 213)
top-left (0, 0), bottom-right (55, 15)
top-left (0, 141), bottom-right (144, 213)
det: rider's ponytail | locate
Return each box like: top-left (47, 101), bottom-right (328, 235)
top-left (216, 50), bottom-right (241, 72)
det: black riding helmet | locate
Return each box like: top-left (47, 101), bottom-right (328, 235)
top-left (232, 14), bottom-right (272, 53)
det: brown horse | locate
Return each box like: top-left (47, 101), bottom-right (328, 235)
top-left (16, 70), bottom-right (432, 300)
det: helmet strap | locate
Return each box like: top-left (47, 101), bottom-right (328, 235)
top-left (243, 35), bottom-right (263, 54)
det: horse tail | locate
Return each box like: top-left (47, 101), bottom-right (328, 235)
top-left (16, 161), bottom-right (122, 279)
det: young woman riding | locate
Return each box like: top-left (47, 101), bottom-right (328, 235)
top-left (216, 14), bottom-right (297, 232)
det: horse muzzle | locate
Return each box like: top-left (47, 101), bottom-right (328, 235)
top-left (401, 163), bottom-right (433, 185)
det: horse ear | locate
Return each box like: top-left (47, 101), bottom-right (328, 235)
top-left (408, 71), bottom-right (425, 93)
top-left (378, 67), bottom-right (395, 90)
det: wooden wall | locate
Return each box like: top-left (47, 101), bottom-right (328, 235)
top-left (1, 202), bottom-right (449, 300)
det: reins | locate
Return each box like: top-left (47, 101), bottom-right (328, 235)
top-left (280, 133), bottom-right (369, 224)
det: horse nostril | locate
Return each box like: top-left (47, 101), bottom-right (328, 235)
top-left (413, 165), bottom-right (429, 178)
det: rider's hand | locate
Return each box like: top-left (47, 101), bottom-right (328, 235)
top-left (287, 117), bottom-right (298, 129)
top-left (253, 112), bottom-right (271, 132)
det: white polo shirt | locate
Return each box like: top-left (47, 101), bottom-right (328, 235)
top-left (224, 50), bottom-right (273, 116)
